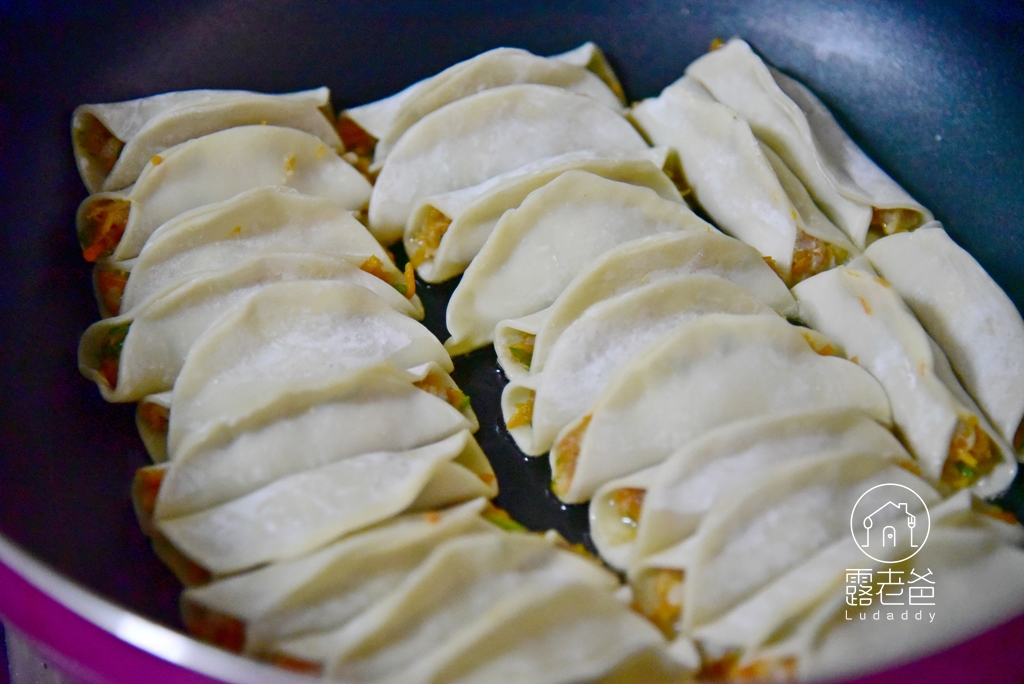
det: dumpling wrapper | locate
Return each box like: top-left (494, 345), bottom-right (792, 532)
top-left (864, 226), bottom-right (1024, 455)
top-left (632, 454), bottom-right (934, 636)
top-left (135, 356), bottom-right (472, 466)
top-left (136, 391), bottom-right (172, 463)
top-left (495, 231), bottom-right (797, 382)
top-left (685, 39), bottom-right (932, 248)
top-left (793, 264), bottom-right (1018, 497)
top-left (587, 466), bottom-right (661, 572)
top-left (550, 314), bottom-right (892, 503)
top-left (275, 532), bottom-right (609, 664)
top-left (547, 41), bottom-right (625, 103)
top-left (367, 84), bottom-right (650, 245)
top-left (502, 275), bottom-right (777, 456)
top-left (77, 126), bottom-right (371, 261)
top-left (345, 45), bottom-right (623, 167)
top-left (72, 87), bottom-right (341, 194)
top-left (749, 494), bottom-right (1024, 681)
top-left (167, 281), bottom-right (452, 459)
top-left (277, 532), bottom-right (675, 684)
top-left (691, 491), bottom-right (973, 668)
top-left (110, 186), bottom-right (403, 316)
top-left (629, 77), bottom-right (856, 285)
top-left (409, 583), bottom-right (681, 684)
top-left (79, 253), bottom-right (423, 402)
top-left (590, 409), bottom-right (908, 572)
top-left (181, 499), bottom-right (494, 654)
top-left (158, 430), bottom-right (496, 575)
top-left (446, 171), bottom-right (713, 355)
top-left (404, 148), bottom-right (681, 283)
top-left (156, 361), bottom-right (477, 519)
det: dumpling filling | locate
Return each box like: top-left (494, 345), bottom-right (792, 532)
top-left (79, 198), bottom-right (131, 262)
top-left (790, 230), bottom-right (849, 286)
top-left (697, 652), bottom-right (797, 682)
top-left (97, 322), bottom-right (130, 388)
top-left (181, 601), bottom-right (246, 653)
top-left (942, 416), bottom-right (1002, 490)
top-left (132, 466), bottom-right (211, 586)
top-left (95, 263), bottom-right (129, 316)
top-left (507, 333), bottom-right (535, 371)
top-left (269, 653), bottom-right (323, 674)
top-left (73, 112), bottom-right (124, 178)
top-left (481, 502), bottom-right (529, 532)
top-left (336, 114), bottom-right (378, 182)
top-left (631, 567), bottom-right (684, 638)
top-left (413, 371), bottom-right (472, 412)
top-left (408, 206), bottom-right (453, 268)
top-left (138, 401), bottom-right (170, 436)
top-left (506, 391), bottom-right (535, 430)
top-left (603, 487), bottom-right (646, 544)
top-left (551, 415), bottom-right (590, 497)
top-left (869, 207), bottom-right (926, 240)
top-left (359, 255), bottom-right (416, 299)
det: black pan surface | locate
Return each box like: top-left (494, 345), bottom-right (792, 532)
top-left (1, 0), bottom-right (1022, 675)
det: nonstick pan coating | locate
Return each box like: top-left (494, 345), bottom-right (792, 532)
top-left (1, 1), bottom-right (1022, 681)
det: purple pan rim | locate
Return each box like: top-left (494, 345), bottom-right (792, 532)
top-left (2, 530), bottom-right (1024, 683)
top-left (0, 533), bottom-right (317, 684)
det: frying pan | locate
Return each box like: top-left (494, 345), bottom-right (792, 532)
top-left (1, 1), bottom-right (1022, 682)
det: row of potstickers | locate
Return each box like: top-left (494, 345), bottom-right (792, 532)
top-left (362, 38), bottom-right (1024, 681)
top-left (73, 46), bottom-right (691, 683)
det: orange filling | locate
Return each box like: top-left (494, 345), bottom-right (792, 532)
top-left (268, 654), bottom-right (322, 675)
top-left (508, 334), bottom-right (535, 370)
top-left (131, 465), bottom-right (164, 535)
top-left (506, 391), bottom-right (535, 430)
top-left (408, 206), bottom-right (453, 268)
top-left (150, 534), bottom-right (211, 587)
top-left (698, 652), bottom-right (798, 682)
top-left (870, 207), bottom-right (924, 238)
top-left (1014, 417), bottom-right (1024, 453)
top-left (80, 198), bottom-right (131, 262)
top-left (181, 601), bottom-right (246, 653)
top-left (336, 114), bottom-right (378, 182)
top-left (551, 414), bottom-right (589, 497)
top-left (139, 401), bottom-right (170, 434)
top-left (95, 265), bottom-right (129, 316)
top-left (789, 230), bottom-right (849, 285)
top-left (709, 37), bottom-right (726, 51)
top-left (632, 568), bottom-right (684, 638)
top-left (74, 112), bottom-right (124, 177)
top-left (97, 322), bottom-right (130, 389)
top-left (607, 488), bottom-right (646, 541)
top-left (942, 416), bottom-right (1001, 490)
top-left (414, 371), bottom-right (471, 411)
top-left (403, 262), bottom-right (416, 299)
top-left (359, 255), bottom-right (415, 299)
top-left (133, 471), bottom-right (211, 586)
top-left (482, 503), bottom-right (528, 532)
